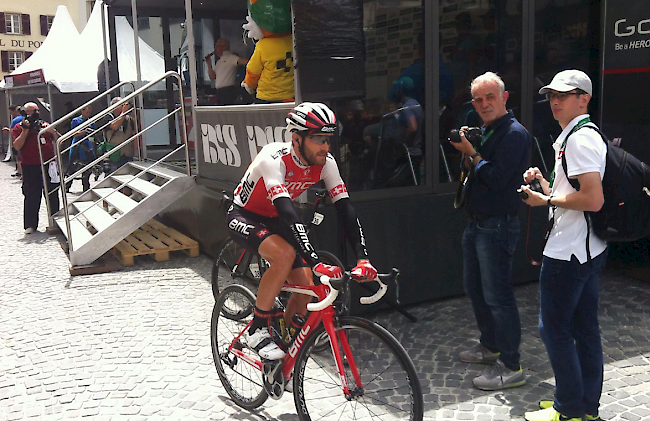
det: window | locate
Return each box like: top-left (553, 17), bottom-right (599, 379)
top-left (8, 51), bottom-right (24, 71)
top-left (532, 0), bottom-right (596, 176)
top-left (438, 2), bottom-right (523, 183)
top-left (40, 15), bottom-right (54, 36)
top-left (5, 13), bottom-right (21, 34)
top-left (336, 1), bottom-right (426, 192)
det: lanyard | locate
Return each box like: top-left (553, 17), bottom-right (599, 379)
top-left (478, 128), bottom-right (494, 150)
top-left (548, 117), bottom-right (591, 188)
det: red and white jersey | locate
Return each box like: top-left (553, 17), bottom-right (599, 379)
top-left (233, 142), bottom-right (349, 217)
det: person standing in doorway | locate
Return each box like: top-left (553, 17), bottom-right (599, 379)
top-left (449, 71), bottom-right (531, 391)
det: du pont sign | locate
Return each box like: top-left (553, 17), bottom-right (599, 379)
top-left (4, 69), bottom-right (45, 88)
top-left (195, 104), bottom-right (294, 183)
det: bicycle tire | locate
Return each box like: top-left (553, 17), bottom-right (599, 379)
top-left (211, 238), bottom-right (265, 301)
top-left (211, 284), bottom-right (268, 410)
top-left (293, 316), bottom-right (423, 421)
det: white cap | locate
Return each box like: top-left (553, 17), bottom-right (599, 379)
top-left (539, 70), bottom-right (592, 96)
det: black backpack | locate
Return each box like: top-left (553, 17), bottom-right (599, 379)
top-left (561, 125), bottom-right (650, 243)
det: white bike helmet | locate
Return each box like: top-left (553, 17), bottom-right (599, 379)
top-left (286, 102), bottom-right (337, 135)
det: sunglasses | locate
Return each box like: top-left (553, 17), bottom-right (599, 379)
top-left (307, 135), bottom-right (332, 145)
top-left (545, 92), bottom-right (584, 101)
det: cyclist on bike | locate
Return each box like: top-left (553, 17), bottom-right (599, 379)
top-left (228, 102), bottom-right (377, 360)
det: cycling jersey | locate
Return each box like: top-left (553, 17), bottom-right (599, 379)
top-left (233, 142), bottom-right (349, 217)
top-left (230, 142), bottom-right (367, 266)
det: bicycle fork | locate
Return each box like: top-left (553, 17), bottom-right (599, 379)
top-left (321, 313), bottom-right (364, 400)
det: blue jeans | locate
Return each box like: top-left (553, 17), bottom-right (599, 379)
top-left (539, 251), bottom-right (607, 418)
top-left (462, 214), bottom-right (521, 370)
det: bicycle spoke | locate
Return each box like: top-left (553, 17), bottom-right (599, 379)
top-left (294, 318), bottom-right (422, 421)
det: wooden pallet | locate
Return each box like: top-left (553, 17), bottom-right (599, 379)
top-left (112, 219), bottom-right (200, 266)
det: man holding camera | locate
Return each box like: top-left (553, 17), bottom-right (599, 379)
top-left (449, 72), bottom-right (531, 390)
top-left (520, 70), bottom-right (606, 421)
top-left (12, 102), bottom-right (60, 234)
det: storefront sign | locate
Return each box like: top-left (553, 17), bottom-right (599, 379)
top-left (0, 38), bottom-right (42, 48)
top-left (604, 0), bottom-right (650, 72)
top-left (601, 0), bottom-right (650, 164)
top-left (195, 104), bottom-right (294, 183)
top-left (3, 69), bottom-right (45, 88)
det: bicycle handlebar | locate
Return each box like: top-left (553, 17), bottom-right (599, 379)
top-left (307, 268), bottom-right (399, 312)
top-left (359, 276), bottom-right (388, 305)
top-left (307, 275), bottom-right (340, 312)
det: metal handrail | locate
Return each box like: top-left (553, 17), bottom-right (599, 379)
top-left (35, 81), bottom-right (135, 231)
top-left (39, 71), bottom-right (190, 254)
top-left (60, 107), bottom-right (186, 231)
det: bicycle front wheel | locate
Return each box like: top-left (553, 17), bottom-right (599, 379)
top-left (293, 316), bottom-right (423, 421)
top-left (211, 285), bottom-right (268, 410)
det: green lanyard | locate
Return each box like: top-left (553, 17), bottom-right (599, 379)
top-left (548, 117), bottom-right (591, 188)
top-left (477, 128), bottom-right (494, 152)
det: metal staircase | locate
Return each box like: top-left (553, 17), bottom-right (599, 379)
top-left (53, 161), bottom-right (195, 266)
top-left (38, 72), bottom-right (195, 268)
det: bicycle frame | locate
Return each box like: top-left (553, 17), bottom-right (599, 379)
top-left (224, 280), bottom-right (365, 398)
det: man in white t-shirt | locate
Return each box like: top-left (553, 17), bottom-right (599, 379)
top-left (520, 70), bottom-right (607, 421)
top-left (204, 39), bottom-right (249, 105)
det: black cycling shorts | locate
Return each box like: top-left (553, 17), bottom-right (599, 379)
top-left (226, 204), bottom-right (309, 269)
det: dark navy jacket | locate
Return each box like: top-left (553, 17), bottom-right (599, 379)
top-left (465, 110), bottom-right (531, 216)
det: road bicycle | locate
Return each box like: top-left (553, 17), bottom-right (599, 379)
top-left (211, 270), bottom-right (424, 421)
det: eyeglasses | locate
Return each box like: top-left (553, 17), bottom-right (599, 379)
top-left (307, 135), bottom-right (331, 145)
top-left (545, 92), bottom-right (583, 101)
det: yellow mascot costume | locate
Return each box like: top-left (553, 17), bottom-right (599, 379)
top-left (241, 0), bottom-right (294, 103)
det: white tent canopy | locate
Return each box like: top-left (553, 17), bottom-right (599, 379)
top-left (3, 0), bottom-right (165, 93)
top-left (2, 6), bottom-right (90, 92)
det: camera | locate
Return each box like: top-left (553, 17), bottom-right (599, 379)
top-left (22, 111), bottom-right (42, 131)
top-left (449, 127), bottom-right (482, 144)
top-left (517, 178), bottom-right (544, 200)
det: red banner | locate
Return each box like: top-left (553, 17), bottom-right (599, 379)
top-left (3, 69), bottom-right (45, 88)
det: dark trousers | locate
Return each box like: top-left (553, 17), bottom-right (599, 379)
top-left (215, 85), bottom-right (239, 105)
top-left (539, 251), bottom-right (608, 418)
top-left (462, 214), bottom-right (521, 370)
top-left (22, 164), bottom-right (60, 230)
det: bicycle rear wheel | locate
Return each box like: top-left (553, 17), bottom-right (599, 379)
top-left (211, 285), bottom-right (268, 410)
top-left (293, 316), bottom-right (423, 421)
top-left (211, 238), bottom-right (266, 301)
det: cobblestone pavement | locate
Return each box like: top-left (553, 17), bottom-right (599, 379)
top-left (1, 160), bottom-right (649, 421)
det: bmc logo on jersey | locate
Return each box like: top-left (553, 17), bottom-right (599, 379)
top-left (286, 181), bottom-right (316, 193)
top-left (246, 125), bottom-right (292, 161)
top-left (201, 124), bottom-right (241, 167)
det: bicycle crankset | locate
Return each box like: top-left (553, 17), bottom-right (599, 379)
top-left (262, 360), bottom-right (285, 400)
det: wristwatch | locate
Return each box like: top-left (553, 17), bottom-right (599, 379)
top-left (470, 152), bottom-right (480, 160)
top-left (547, 197), bottom-right (553, 207)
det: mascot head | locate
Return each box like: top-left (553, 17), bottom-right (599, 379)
top-left (243, 0), bottom-right (291, 40)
